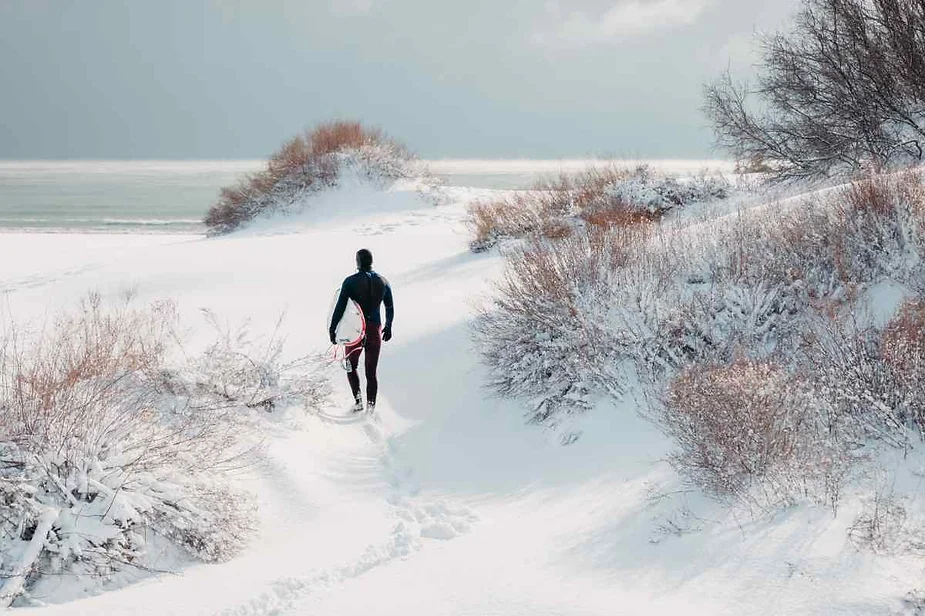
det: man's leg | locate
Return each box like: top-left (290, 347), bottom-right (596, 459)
top-left (345, 340), bottom-right (363, 404)
top-left (364, 328), bottom-right (382, 405)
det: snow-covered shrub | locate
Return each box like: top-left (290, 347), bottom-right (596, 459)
top-left (204, 121), bottom-right (430, 235)
top-left (474, 215), bottom-right (803, 421)
top-left (166, 310), bottom-right (331, 414)
top-left (466, 165), bottom-right (730, 251)
top-left (847, 480), bottom-right (925, 556)
top-left (827, 172), bottom-right (925, 284)
top-left (718, 176), bottom-right (922, 308)
top-left (475, 167), bottom-right (925, 497)
top-left (882, 300), bottom-right (925, 420)
top-left (800, 297), bottom-right (925, 450)
top-left (803, 313), bottom-right (913, 447)
top-left (475, 168), bottom-right (925, 479)
top-left (604, 165), bottom-right (730, 214)
top-left (473, 226), bottom-right (647, 421)
top-left (467, 193), bottom-right (555, 253)
top-left (661, 360), bottom-right (846, 506)
top-left (0, 295), bottom-right (328, 606)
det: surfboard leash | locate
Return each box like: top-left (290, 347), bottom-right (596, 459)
top-left (326, 343), bottom-right (365, 371)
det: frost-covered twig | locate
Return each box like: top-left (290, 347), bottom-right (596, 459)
top-left (0, 506), bottom-right (57, 607)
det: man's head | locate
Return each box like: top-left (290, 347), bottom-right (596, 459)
top-left (356, 248), bottom-right (373, 272)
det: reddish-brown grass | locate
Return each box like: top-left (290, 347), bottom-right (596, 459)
top-left (466, 166), bottom-right (665, 249)
top-left (726, 170), bottom-right (925, 297)
top-left (205, 121), bottom-right (404, 234)
top-left (845, 173), bottom-right (898, 217)
top-left (494, 223), bottom-right (650, 327)
top-left (882, 299), bottom-right (925, 373)
top-left (838, 169), bottom-right (925, 232)
top-left (663, 360), bottom-right (809, 498)
top-left (580, 206), bottom-right (660, 229)
top-left (879, 298), bottom-right (925, 432)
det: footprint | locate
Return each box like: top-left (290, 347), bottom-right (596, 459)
top-left (420, 522), bottom-right (458, 540)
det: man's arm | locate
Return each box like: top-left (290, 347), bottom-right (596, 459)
top-left (383, 282), bottom-right (394, 329)
top-left (329, 280), bottom-right (349, 343)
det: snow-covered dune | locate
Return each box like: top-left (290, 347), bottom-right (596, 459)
top-left (1, 181), bottom-right (919, 615)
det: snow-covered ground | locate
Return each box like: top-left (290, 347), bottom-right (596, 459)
top-left (2, 180), bottom-right (922, 615)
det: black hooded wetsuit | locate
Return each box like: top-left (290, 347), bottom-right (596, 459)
top-left (329, 270), bottom-right (394, 405)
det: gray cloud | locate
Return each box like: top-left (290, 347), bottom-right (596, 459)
top-left (0, 0), bottom-right (801, 159)
top-left (531, 0), bottom-right (718, 47)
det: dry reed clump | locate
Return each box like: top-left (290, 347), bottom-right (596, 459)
top-left (204, 121), bottom-right (413, 235)
top-left (882, 299), bottom-right (925, 373)
top-left (721, 170), bottom-right (925, 310)
top-left (830, 170), bottom-right (925, 279)
top-left (661, 359), bottom-right (845, 506)
top-left (467, 193), bottom-right (550, 251)
top-left (494, 226), bottom-right (639, 324)
top-left (878, 299), bottom-right (925, 433)
top-left (467, 165), bottom-right (728, 252)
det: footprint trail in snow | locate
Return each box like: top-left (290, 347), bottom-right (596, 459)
top-left (221, 407), bottom-right (478, 616)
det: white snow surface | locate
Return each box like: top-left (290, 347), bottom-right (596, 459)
top-left (1, 180), bottom-right (921, 615)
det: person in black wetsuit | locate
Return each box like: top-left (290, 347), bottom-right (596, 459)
top-left (329, 248), bottom-right (394, 413)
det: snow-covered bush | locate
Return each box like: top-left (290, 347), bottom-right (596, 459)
top-left (466, 165), bottom-right (730, 252)
top-left (882, 300), bottom-right (925, 431)
top-left (165, 310), bottom-right (331, 414)
top-left (467, 193), bottom-right (553, 254)
top-left (475, 168), bottom-right (925, 504)
top-left (840, 171), bottom-right (925, 284)
top-left (474, 226), bottom-right (650, 420)
top-left (803, 314), bottom-right (910, 446)
top-left (604, 165), bottom-right (730, 214)
top-left (801, 299), bottom-right (925, 449)
top-left (660, 360), bottom-right (846, 505)
top-left (204, 121), bottom-right (431, 235)
top-left (847, 477), bottom-right (925, 556)
top-left (0, 295), bottom-right (329, 606)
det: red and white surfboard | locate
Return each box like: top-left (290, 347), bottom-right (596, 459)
top-left (327, 288), bottom-right (366, 346)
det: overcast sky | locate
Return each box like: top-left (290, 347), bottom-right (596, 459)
top-left (0, 0), bottom-right (801, 159)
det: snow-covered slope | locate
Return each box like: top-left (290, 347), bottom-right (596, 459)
top-left (1, 181), bottom-right (921, 615)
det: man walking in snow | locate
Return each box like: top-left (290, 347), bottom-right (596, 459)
top-left (329, 248), bottom-right (394, 413)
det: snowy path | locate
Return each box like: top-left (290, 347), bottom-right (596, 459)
top-left (219, 411), bottom-right (480, 616)
top-left (2, 185), bottom-right (921, 615)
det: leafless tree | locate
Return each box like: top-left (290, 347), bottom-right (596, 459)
top-left (705, 0), bottom-right (925, 180)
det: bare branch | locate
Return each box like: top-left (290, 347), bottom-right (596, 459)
top-left (705, 0), bottom-right (925, 179)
